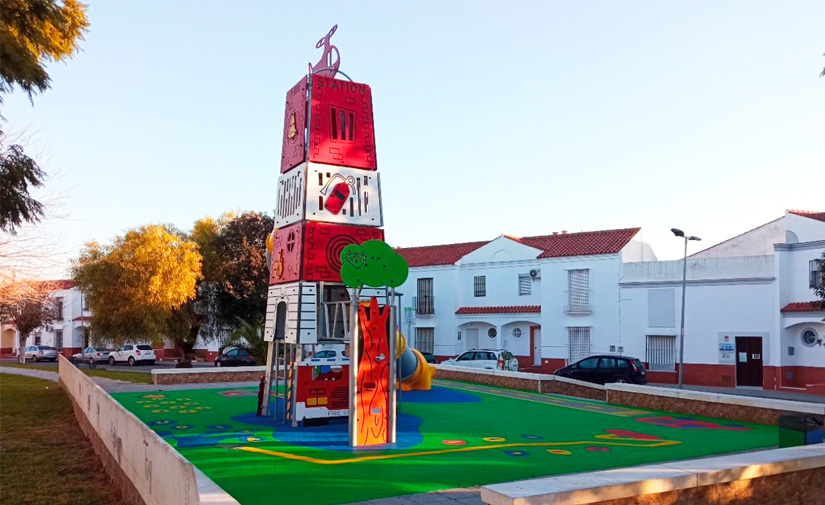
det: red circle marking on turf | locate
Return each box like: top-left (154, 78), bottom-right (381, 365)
top-left (605, 429), bottom-right (660, 440)
top-left (442, 440), bottom-right (466, 446)
top-left (586, 447), bottom-right (609, 452)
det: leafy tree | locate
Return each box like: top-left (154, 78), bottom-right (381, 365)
top-left (0, 0), bottom-right (89, 104)
top-left (72, 225), bottom-right (202, 351)
top-left (222, 316), bottom-right (268, 365)
top-left (215, 212), bottom-right (273, 327)
top-left (0, 140), bottom-right (46, 234)
top-left (0, 284), bottom-right (58, 363)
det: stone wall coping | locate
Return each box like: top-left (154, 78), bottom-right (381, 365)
top-left (151, 366), bottom-right (266, 376)
top-left (481, 444), bottom-right (825, 505)
top-left (434, 365), bottom-right (605, 391)
top-left (606, 383), bottom-right (825, 415)
top-left (195, 468), bottom-right (240, 505)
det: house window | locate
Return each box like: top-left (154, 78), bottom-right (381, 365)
top-left (34, 331), bottom-right (41, 346)
top-left (810, 260), bottom-right (823, 289)
top-left (518, 274), bottom-right (531, 296)
top-left (568, 326), bottom-right (591, 363)
top-left (567, 269), bottom-right (590, 313)
top-left (55, 330), bottom-right (63, 350)
top-left (646, 335), bottom-right (677, 371)
top-left (511, 327), bottom-right (523, 339)
top-left (416, 278), bottom-right (434, 315)
top-left (474, 276), bottom-right (486, 297)
top-left (415, 327), bottom-right (434, 354)
top-left (55, 297), bottom-right (64, 321)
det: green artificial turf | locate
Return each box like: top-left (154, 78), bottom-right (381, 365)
top-left (113, 384), bottom-right (778, 505)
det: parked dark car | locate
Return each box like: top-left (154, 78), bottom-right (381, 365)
top-left (214, 348), bottom-right (256, 367)
top-left (420, 351), bottom-right (437, 364)
top-left (554, 355), bottom-right (647, 385)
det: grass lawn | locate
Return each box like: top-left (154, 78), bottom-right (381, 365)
top-left (0, 373), bottom-right (125, 505)
top-left (0, 362), bottom-right (153, 384)
top-left (113, 382), bottom-right (779, 505)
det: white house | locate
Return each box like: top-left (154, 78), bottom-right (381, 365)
top-left (395, 228), bottom-right (656, 374)
top-left (1, 280), bottom-right (91, 358)
top-left (395, 210), bottom-right (825, 395)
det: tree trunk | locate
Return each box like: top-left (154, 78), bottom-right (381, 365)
top-left (17, 332), bottom-right (29, 363)
top-left (175, 323), bottom-right (201, 368)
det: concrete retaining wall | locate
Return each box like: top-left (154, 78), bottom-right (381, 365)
top-left (434, 365), bottom-right (607, 400)
top-left (482, 444), bottom-right (825, 505)
top-left (151, 365), bottom-right (266, 385)
top-left (58, 356), bottom-right (238, 505)
top-left (606, 383), bottom-right (825, 425)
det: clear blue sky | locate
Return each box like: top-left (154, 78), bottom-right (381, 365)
top-left (4, 0), bottom-right (824, 275)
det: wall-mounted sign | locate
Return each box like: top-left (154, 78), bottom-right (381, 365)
top-left (718, 333), bottom-right (735, 364)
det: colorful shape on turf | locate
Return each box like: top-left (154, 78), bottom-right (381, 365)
top-left (505, 450), bottom-right (529, 457)
top-left (636, 416), bottom-right (751, 431)
top-left (442, 440), bottom-right (466, 445)
top-left (586, 447), bottom-right (609, 452)
top-left (547, 449), bottom-right (571, 455)
top-left (483, 437), bottom-right (506, 442)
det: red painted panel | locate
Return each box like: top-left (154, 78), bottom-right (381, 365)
top-left (303, 222), bottom-right (384, 282)
top-left (280, 77), bottom-right (308, 173)
top-left (269, 222), bottom-right (304, 285)
top-left (357, 298), bottom-right (390, 446)
top-left (541, 358), bottom-right (567, 375)
top-left (309, 75), bottom-right (377, 170)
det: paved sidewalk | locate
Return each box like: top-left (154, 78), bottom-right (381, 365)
top-left (0, 366), bottom-right (136, 389)
top-left (0, 366), bottom-right (58, 382)
top-left (651, 383), bottom-right (825, 404)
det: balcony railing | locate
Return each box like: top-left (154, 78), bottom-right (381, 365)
top-left (412, 295), bottom-right (434, 316)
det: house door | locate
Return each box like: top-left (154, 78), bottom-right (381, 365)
top-left (465, 328), bottom-right (479, 351)
top-left (735, 337), bottom-right (763, 387)
top-left (530, 327), bottom-right (542, 366)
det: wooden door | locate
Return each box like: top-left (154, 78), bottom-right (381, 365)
top-left (735, 337), bottom-right (763, 387)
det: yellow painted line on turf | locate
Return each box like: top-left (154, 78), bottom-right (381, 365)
top-left (438, 383), bottom-right (646, 418)
top-left (235, 438), bottom-right (681, 465)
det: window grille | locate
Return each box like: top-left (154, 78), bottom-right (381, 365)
top-left (474, 276), bottom-right (486, 297)
top-left (518, 274), bottom-right (531, 296)
top-left (415, 328), bottom-right (434, 354)
top-left (416, 278), bottom-right (434, 315)
top-left (568, 327), bottom-right (591, 363)
top-left (810, 260), bottom-right (823, 289)
top-left (56, 297), bottom-right (64, 321)
top-left (568, 269), bottom-right (589, 311)
top-left (55, 330), bottom-right (63, 350)
top-left (34, 332), bottom-right (41, 345)
top-left (645, 335), bottom-right (677, 371)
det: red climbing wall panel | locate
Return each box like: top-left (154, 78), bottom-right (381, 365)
top-left (280, 77), bottom-right (308, 173)
top-left (302, 222), bottom-right (384, 282)
top-left (269, 222), bottom-right (303, 285)
top-left (356, 297), bottom-right (390, 446)
top-left (270, 221), bottom-right (384, 284)
top-left (309, 75), bottom-right (377, 170)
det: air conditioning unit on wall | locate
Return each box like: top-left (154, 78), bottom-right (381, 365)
top-left (529, 268), bottom-right (541, 279)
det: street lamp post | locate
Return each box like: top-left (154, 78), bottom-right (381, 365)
top-left (671, 228), bottom-right (701, 390)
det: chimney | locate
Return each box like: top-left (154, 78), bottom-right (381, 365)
top-left (561, 230), bottom-right (568, 235)
top-left (552, 232), bottom-right (558, 236)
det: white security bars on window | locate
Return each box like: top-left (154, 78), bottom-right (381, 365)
top-left (568, 326), bottom-right (591, 363)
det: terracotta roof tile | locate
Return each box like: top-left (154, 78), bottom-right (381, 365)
top-left (396, 228), bottom-right (640, 267)
top-left (520, 228), bottom-right (640, 259)
top-left (781, 301), bottom-right (825, 313)
top-left (789, 210), bottom-right (825, 223)
top-left (456, 305), bottom-right (541, 315)
top-left (396, 241), bottom-right (489, 267)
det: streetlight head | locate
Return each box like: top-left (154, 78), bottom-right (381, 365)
top-left (688, 236), bottom-right (701, 241)
top-left (671, 228), bottom-right (685, 237)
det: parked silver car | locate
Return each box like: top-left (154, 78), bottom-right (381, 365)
top-left (442, 349), bottom-right (519, 371)
top-left (73, 346), bottom-right (113, 364)
top-left (23, 345), bottom-right (59, 362)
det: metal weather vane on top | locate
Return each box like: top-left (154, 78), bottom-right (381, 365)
top-left (308, 24), bottom-right (352, 81)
